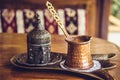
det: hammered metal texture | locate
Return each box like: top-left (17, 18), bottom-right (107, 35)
top-left (65, 36), bottom-right (93, 69)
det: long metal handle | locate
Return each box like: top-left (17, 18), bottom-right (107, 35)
top-left (46, 1), bottom-right (69, 38)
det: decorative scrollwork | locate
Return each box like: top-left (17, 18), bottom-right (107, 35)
top-left (46, 1), bottom-right (69, 37)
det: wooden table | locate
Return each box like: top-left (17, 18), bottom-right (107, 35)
top-left (0, 33), bottom-right (120, 80)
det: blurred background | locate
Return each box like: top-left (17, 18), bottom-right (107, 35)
top-left (108, 0), bottom-right (120, 46)
top-left (0, 0), bottom-right (120, 46)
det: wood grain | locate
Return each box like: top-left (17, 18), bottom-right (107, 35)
top-left (0, 33), bottom-right (120, 80)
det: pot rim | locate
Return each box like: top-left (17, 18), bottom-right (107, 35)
top-left (65, 35), bottom-right (92, 45)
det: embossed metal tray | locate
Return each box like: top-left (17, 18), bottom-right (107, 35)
top-left (10, 52), bottom-right (116, 80)
top-left (14, 52), bottom-right (62, 67)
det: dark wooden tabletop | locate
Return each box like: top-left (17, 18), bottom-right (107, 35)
top-left (0, 33), bottom-right (120, 80)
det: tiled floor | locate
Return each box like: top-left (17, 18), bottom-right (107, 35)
top-left (108, 32), bottom-right (120, 47)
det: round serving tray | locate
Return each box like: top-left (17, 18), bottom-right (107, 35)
top-left (10, 52), bottom-right (116, 80)
top-left (11, 52), bottom-right (62, 67)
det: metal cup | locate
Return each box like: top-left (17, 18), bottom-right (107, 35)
top-left (65, 35), bottom-right (93, 69)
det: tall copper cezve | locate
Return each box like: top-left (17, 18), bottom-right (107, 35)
top-left (65, 35), bottom-right (93, 69)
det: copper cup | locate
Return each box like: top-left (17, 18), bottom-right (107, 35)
top-left (65, 35), bottom-right (93, 69)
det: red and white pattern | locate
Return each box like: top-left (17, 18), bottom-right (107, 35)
top-left (0, 8), bottom-right (86, 35)
top-left (65, 8), bottom-right (78, 35)
top-left (77, 9), bottom-right (86, 35)
top-left (23, 9), bottom-right (36, 33)
top-left (1, 9), bottom-right (17, 33)
top-left (36, 9), bottom-right (45, 29)
top-left (57, 9), bottom-right (65, 35)
top-left (16, 10), bottom-right (25, 33)
top-left (44, 9), bottom-right (58, 34)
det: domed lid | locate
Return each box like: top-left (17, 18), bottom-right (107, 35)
top-left (27, 13), bottom-right (51, 44)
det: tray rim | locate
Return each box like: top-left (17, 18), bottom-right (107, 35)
top-left (10, 52), bottom-right (116, 80)
top-left (14, 52), bottom-right (62, 67)
top-left (10, 56), bottom-right (104, 80)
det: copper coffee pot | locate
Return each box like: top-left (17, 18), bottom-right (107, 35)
top-left (65, 35), bottom-right (93, 69)
top-left (46, 1), bottom-right (93, 69)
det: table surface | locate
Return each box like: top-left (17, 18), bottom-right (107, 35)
top-left (0, 33), bottom-right (120, 80)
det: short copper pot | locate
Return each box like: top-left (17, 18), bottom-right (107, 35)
top-left (65, 35), bottom-right (93, 69)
